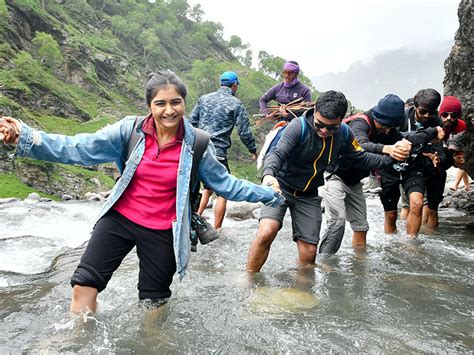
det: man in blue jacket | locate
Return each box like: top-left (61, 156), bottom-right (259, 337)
top-left (246, 91), bottom-right (395, 272)
top-left (189, 71), bottom-right (257, 229)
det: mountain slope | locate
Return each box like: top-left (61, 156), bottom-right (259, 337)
top-left (0, 0), bottom-right (278, 198)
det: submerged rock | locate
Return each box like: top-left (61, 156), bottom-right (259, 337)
top-left (249, 287), bottom-right (320, 313)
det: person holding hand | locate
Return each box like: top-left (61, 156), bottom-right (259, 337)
top-left (0, 70), bottom-right (283, 314)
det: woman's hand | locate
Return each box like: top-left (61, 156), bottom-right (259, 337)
top-left (0, 116), bottom-right (21, 144)
top-left (262, 174), bottom-right (281, 194)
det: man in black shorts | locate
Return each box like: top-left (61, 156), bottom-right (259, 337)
top-left (349, 94), bottom-right (444, 237)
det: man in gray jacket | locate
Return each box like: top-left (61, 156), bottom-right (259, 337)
top-left (189, 71), bottom-right (257, 229)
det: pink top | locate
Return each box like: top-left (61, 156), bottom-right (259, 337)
top-left (114, 115), bottom-right (184, 230)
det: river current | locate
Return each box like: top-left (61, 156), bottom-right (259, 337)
top-left (0, 197), bottom-right (472, 353)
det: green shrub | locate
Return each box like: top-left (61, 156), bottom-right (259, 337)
top-left (0, 173), bottom-right (58, 200)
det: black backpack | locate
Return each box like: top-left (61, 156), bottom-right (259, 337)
top-left (125, 116), bottom-right (210, 209)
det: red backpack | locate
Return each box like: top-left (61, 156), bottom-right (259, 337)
top-left (343, 113), bottom-right (372, 137)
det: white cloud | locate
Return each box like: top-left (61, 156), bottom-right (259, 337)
top-left (187, 0), bottom-right (459, 76)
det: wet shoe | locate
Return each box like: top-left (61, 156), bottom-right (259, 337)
top-left (191, 212), bottom-right (219, 245)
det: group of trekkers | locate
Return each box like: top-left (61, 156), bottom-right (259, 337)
top-left (0, 64), bottom-right (468, 312)
top-left (190, 61), bottom-right (468, 272)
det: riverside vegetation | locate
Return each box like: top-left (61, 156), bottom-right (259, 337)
top-left (0, 0), bottom-right (317, 199)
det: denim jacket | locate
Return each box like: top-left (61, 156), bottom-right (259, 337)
top-left (14, 116), bottom-right (283, 277)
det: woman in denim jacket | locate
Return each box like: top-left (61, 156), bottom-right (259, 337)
top-left (0, 70), bottom-right (282, 314)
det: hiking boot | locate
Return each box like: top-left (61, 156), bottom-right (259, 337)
top-left (191, 212), bottom-right (219, 245)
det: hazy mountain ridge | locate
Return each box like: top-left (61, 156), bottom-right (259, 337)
top-left (313, 40), bottom-right (453, 110)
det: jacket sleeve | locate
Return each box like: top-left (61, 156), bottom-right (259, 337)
top-left (259, 85), bottom-right (277, 114)
top-left (235, 103), bottom-right (257, 154)
top-left (14, 117), bottom-right (132, 166)
top-left (188, 101), bottom-right (200, 127)
top-left (303, 87), bottom-right (312, 102)
top-left (198, 142), bottom-right (283, 207)
top-left (350, 119), bottom-right (383, 154)
top-left (341, 126), bottom-right (393, 170)
top-left (261, 118), bottom-right (303, 177)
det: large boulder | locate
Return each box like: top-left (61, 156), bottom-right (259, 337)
top-left (226, 201), bottom-right (261, 220)
top-left (443, 0), bottom-right (473, 176)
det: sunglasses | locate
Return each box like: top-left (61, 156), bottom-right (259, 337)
top-left (440, 112), bottom-right (460, 119)
top-left (313, 118), bottom-right (340, 132)
top-left (417, 108), bottom-right (436, 116)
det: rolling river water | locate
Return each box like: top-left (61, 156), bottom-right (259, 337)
top-left (0, 197), bottom-right (472, 353)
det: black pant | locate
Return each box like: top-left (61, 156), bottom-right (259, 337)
top-left (70, 209), bottom-right (176, 300)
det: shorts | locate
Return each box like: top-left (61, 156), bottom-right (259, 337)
top-left (203, 156), bottom-right (230, 191)
top-left (400, 169), bottom-right (446, 210)
top-left (425, 170), bottom-right (446, 209)
top-left (379, 170), bottom-right (425, 211)
top-left (70, 209), bottom-right (176, 300)
top-left (259, 188), bottom-right (322, 245)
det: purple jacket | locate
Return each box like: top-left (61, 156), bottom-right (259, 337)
top-left (259, 81), bottom-right (312, 115)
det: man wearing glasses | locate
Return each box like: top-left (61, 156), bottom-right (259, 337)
top-left (399, 89), bottom-right (444, 224)
top-left (346, 94), bottom-right (444, 239)
top-left (246, 91), bottom-right (394, 272)
top-left (319, 94), bottom-right (443, 254)
top-left (424, 95), bottom-right (468, 226)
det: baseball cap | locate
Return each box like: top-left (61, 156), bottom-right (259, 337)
top-left (220, 71), bottom-right (239, 86)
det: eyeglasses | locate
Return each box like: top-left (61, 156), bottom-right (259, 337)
top-left (314, 118), bottom-right (340, 132)
top-left (283, 71), bottom-right (296, 76)
top-left (417, 107), bottom-right (436, 116)
top-left (440, 112), bottom-right (460, 119)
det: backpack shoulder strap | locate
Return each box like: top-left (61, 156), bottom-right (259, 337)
top-left (341, 122), bottom-right (349, 143)
top-left (190, 128), bottom-right (210, 192)
top-left (126, 116), bottom-right (146, 162)
top-left (299, 116), bottom-right (307, 142)
top-left (343, 113), bottom-right (372, 137)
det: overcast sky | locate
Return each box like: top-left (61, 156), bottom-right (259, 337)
top-left (187, 0), bottom-right (460, 78)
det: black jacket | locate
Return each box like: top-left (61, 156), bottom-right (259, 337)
top-left (400, 107), bottom-right (445, 175)
top-left (262, 108), bottom-right (392, 195)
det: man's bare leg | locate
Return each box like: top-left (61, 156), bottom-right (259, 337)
top-left (213, 196), bottom-right (227, 229)
top-left (424, 206), bottom-right (439, 228)
top-left (247, 219), bottom-right (280, 272)
top-left (400, 207), bottom-right (409, 220)
top-left (197, 189), bottom-right (213, 215)
top-left (352, 230), bottom-right (367, 248)
top-left (70, 285), bottom-right (98, 314)
top-left (296, 239), bottom-right (317, 266)
top-left (406, 192), bottom-right (423, 237)
top-left (384, 210), bottom-right (398, 234)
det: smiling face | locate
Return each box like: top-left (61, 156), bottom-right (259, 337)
top-left (313, 111), bottom-right (341, 138)
top-left (149, 85), bottom-right (185, 133)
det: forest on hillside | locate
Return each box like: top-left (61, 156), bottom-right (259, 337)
top-left (0, 0), bottom-right (316, 199)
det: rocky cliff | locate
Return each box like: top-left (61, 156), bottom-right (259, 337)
top-left (443, 0), bottom-right (473, 176)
